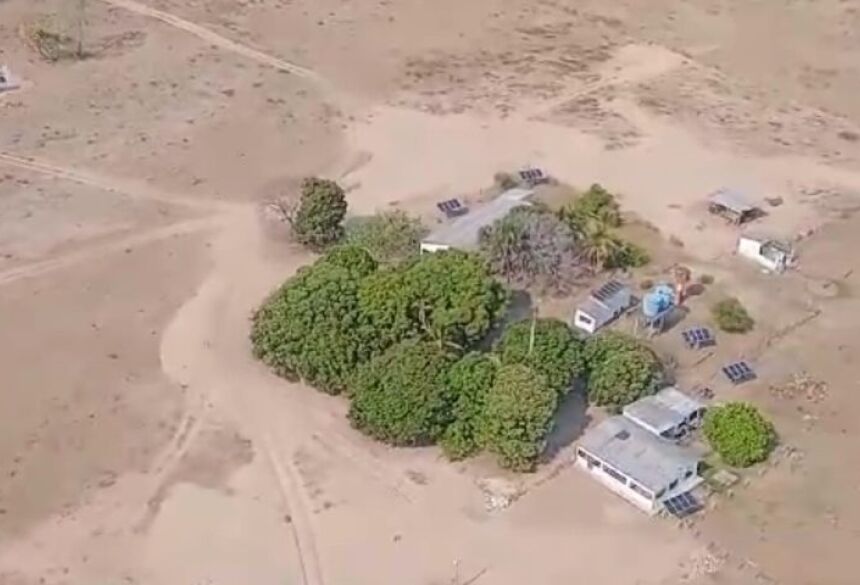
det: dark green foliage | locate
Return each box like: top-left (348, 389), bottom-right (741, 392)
top-left (324, 244), bottom-right (379, 276)
top-left (250, 248), bottom-right (380, 394)
top-left (359, 250), bottom-right (507, 350)
top-left (344, 210), bottom-right (425, 264)
top-left (606, 241), bottom-right (651, 270)
top-left (480, 364), bottom-right (557, 472)
top-left (493, 171), bottom-right (519, 190)
top-left (348, 341), bottom-right (456, 446)
top-left (560, 183), bottom-right (622, 231)
top-left (479, 207), bottom-right (587, 292)
top-left (292, 177), bottom-right (348, 249)
top-left (703, 402), bottom-right (776, 467)
top-left (496, 318), bottom-right (584, 396)
top-left (584, 332), bottom-right (662, 409)
top-left (440, 354), bottom-right (498, 460)
top-left (712, 297), bottom-right (754, 333)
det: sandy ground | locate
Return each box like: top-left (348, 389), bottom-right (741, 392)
top-left (1, 0), bottom-right (860, 583)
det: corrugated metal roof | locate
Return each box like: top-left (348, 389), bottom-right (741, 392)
top-left (577, 297), bottom-right (615, 324)
top-left (578, 416), bottom-right (699, 493)
top-left (623, 387), bottom-right (703, 435)
top-left (421, 188), bottom-right (534, 250)
top-left (708, 188), bottom-right (756, 213)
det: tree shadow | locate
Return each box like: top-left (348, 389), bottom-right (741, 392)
top-left (542, 385), bottom-right (591, 463)
top-left (480, 289), bottom-right (533, 349)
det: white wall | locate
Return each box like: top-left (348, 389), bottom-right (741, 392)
top-left (419, 242), bottom-right (451, 254)
top-left (575, 453), bottom-right (657, 514)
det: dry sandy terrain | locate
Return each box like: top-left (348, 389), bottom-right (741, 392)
top-left (1, 0), bottom-right (860, 584)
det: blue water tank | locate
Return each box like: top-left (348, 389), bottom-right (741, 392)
top-left (642, 284), bottom-right (675, 318)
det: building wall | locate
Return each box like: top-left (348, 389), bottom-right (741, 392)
top-left (419, 242), bottom-right (451, 254)
top-left (575, 450), bottom-right (658, 514)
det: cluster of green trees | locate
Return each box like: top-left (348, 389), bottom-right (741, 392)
top-left (559, 184), bottom-right (650, 271)
top-left (704, 402), bottom-right (776, 467)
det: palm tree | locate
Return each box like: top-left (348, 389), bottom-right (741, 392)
top-left (579, 217), bottom-right (623, 269)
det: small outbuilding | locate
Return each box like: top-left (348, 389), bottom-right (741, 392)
top-left (576, 416), bottom-right (702, 515)
top-left (0, 65), bottom-right (20, 93)
top-left (572, 280), bottom-right (632, 334)
top-left (420, 188), bottom-right (534, 253)
top-left (708, 188), bottom-right (760, 225)
top-left (737, 233), bottom-right (794, 273)
top-left (622, 387), bottom-right (706, 440)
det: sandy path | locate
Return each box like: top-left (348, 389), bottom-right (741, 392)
top-left (100, 0), bottom-right (327, 87)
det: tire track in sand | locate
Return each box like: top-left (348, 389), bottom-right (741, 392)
top-left (100, 0), bottom-right (329, 88)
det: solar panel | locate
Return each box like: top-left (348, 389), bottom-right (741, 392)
top-left (518, 168), bottom-right (546, 185)
top-left (681, 326), bottom-right (715, 349)
top-left (722, 361), bottom-right (756, 385)
top-left (592, 280), bottom-right (625, 303)
top-left (663, 492), bottom-right (701, 518)
top-left (436, 198), bottom-right (468, 218)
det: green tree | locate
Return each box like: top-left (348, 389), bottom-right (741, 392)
top-left (559, 183), bottom-right (622, 231)
top-left (250, 247), bottom-right (379, 394)
top-left (578, 218), bottom-right (624, 269)
top-left (496, 318), bottom-right (584, 395)
top-left (440, 353), bottom-right (498, 460)
top-left (584, 332), bottom-right (662, 409)
top-left (291, 177), bottom-right (348, 249)
top-left (480, 364), bottom-right (557, 472)
top-left (712, 297), bottom-right (754, 333)
top-left (344, 210), bottom-right (426, 264)
top-left (359, 250), bottom-right (507, 350)
top-left (703, 402), bottom-right (776, 467)
top-left (348, 341), bottom-right (456, 446)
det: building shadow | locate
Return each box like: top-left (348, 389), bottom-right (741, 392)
top-left (542, 386), bottom-right (591, 463)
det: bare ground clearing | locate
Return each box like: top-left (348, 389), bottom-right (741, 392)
top-left (1, 0), bottom-right (859, 584)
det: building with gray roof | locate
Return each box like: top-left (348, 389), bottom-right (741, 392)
top-left (575, 416), bottom-right (702, 514)
top-left (622, 387), bottom-right (705, 439)
top-left (420, 188), bottom-right (534, 253)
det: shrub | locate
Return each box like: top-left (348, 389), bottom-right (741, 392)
top-left (584, 332), bottom-right (662, 409)
top-left (359, 250), bottom-right (507, 350)
top-left (703, 402), bottom-right (776, 467)
top-left (291, 177), bottom-right (348, 249)
top-left (494, 171), bottom-right (519, 190)
top-left (698, 273), bottom-right (715, 285)
top-left (496, 318), bottom-right (584, 395)
top-left (712, 297), bottom-right (754, 333)
top-left (479, 364), bottom-right (557, 472)
top-left (251, 247), bottom-right (380, 394)
top-left (344, 210), bottom-right (425, 264)
top-left (440, 353), bottom-right (498, 460)
top-left (607, 240), bottom-right (651, 270)
top-left (559, 183), bottom-right (622, 230)
top-left (348, 341), bottom-right (455, 446)
top-left (479, 207), bottom-right (588, 292)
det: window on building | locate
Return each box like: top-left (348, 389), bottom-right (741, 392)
top-left (602, 465), bottom-right (628, 486)
top-left (629, 482), bottom-right (653, 500)
top-left (668, 478), bottom-right (679, 491)
top-left (684, 468), bottom-right (693, 479)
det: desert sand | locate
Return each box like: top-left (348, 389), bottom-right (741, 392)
top-left (1, 0), bottom-right (859, 584)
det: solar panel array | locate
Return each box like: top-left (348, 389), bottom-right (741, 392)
top-left (663, 492), bottom-right (701, 518)
top-left (722, 361), bottom-right (756, 385)
top-left (436, 198), bottom-right (467, 218)
top-left (681, 327), bottom-right (715, 349)
top-left (519, 168), bottom-right (546, 185)
top-left (592, 280), bottom-right (625, 303)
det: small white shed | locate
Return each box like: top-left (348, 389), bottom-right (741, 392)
top-left (573, 280), bottom-right (632, 334)
top-left (737, 234), bottom-right (794, 273)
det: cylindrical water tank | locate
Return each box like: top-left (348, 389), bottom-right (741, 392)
top-left (642, 284), bottom-right (675, 318)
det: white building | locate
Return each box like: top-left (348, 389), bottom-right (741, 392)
top-left (737, 234), bottom-right (794, 273)
top-left (572, 280), bottom-right (632, 334)
top-left (575, 416), bottom-right (702, 515)
top-left (420, 188), bottom-right (533, 253)
top-left (622, 387), bottom-right (706, 440)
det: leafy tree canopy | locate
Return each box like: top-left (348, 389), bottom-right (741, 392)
top-left (560, 183), bottom-right (622, 231)
top-left (496, 318), bottom-right (584, 395)
top-left (348, 341), bottom-right (456, 446)
top-left (479, 207), bottom-right (588, 293)
top-left (480, 364), bottom-right (557, 472)
top-left (359, 250), bottom-right (507, 350)
top-left (712, 297), bottom-right (754, 334)
top-left (345, 210), bottom-right (426, 265)
top-left (251, 247), bottom-right (380, 394)
top-left (703, 402), bottom-right (776, 467)
top-left (441, 353), bottom-right (498, 460)
top-left (292, 177), bottom-right (348, 249)
top-left (583, 332), bottom-right (662, 409)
